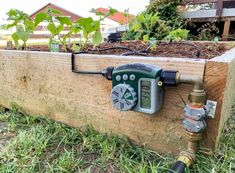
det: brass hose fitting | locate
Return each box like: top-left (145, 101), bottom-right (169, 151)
top-left (168, 73), bottom-right (206, 173)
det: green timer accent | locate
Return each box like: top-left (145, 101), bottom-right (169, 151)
top-left (111, 63), bottom-right (163, 115)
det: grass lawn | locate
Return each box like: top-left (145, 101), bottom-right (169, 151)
top-left (0, 105), bottom-right (234, 173)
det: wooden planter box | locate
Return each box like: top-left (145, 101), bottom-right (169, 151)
top-left (0, 47), bottom-right (235, 155)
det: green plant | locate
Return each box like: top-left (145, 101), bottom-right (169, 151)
top-left (2, 9), bottom-right (37, 50)
top-left (164, 28), bottom-right (189, 41)
top-left (1, 109), bottom-right (235, 172)
top-left (197, 22), bottom-right (220, 41)
top-left (36, 7), bottom-right (117, 51)
top-left (128, 13), bottom-right (171, 41)
top-left (77, 7), bottom-right (118, 50)
top-left (76, 17), bottom-right (101, 50)
top-left (122, 30), bottom-right (136, 41)
top-left (123, 0), bottom-right (186, 42)
top-left (146, 0), bottom-right (183, 28)
top-left (34, 8), bottom-right (78, 52)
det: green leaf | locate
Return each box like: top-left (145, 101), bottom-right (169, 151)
top-left (57, 24), bottom-right (64, 34)
top-left (47, 23), bottom-right (57, 35)
top-left (73, 24), bottom-right (81, 33)
top-left (7, 9), bottom-right (18, 17)
top-left (56, 16), bottom-right (72, 25)
top-left (16, 30), bottom-right (31, 43)
top-left (4, 21), bottom-right (18, 29)
top-left (77, 17), bottom-right (94, 34)
top-left (136, 14), bottom-right (145, 23)
top-left (91, 21), bottom-right (100, 31)
top-left (11, 32), bottom-right (19, 49)
top-left (92, 31), bottom-right (102, 46)
top-left (143, 35), bottom-right (149, 42)
top-left (164, 29), bottom-right (189, 42)
top-left (72, 42), bottom-right (80, 51)
top-left (108, 7), bottom-right (118, 15)
top-left (24, 19), bottom-right (35, 31)
top-left (34, 12), bottom-right (48, 26)
top-left (62, 30), bottom-right (73, 43)
top-left (131, 23), bottom-right (141, 32)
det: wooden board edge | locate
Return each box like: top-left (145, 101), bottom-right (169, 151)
top-left (215, 58), bottom-right (235, 148)
top-left (210, 47), bottom-right (235, 63)
top-left (74, 54), bottom-right (206, 78)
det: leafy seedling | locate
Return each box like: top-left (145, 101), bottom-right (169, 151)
top-left (3, 9), bottom-right (37, 50)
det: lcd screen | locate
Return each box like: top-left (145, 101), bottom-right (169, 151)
top-left (140, 80), bottom-right (151, 109)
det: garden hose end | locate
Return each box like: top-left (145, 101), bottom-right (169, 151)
top-left (168, 149), bottom-right (196, 173)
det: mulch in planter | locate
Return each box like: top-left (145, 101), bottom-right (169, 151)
top-left (83, 41), bottom-right (235, 59)
top-left (2, 41), bottom-right (235, 59)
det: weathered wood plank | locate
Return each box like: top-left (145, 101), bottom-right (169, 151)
top-left (209, 48), bottom-right (235, 148)
top-left (222, 19), bottom-right (231, 41)
top-left (0, 50), bottom-right (207, 155)
top-left (181, 0), bottom-right (222, 4)
top-left (216, 0), bottom-right (224, 16)
top-left (74, 54), bottom-right (206, 77)
top-left (0, 47), bottom-right (233, 155)
top-left (1, 48), bottom-right (235, 154)
top-left (203, 48), bottom-right (235, 150)
top-left (203, 61), bottom-right (228, 149)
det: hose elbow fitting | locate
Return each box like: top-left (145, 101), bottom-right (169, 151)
top-left (177, 74), bottom-right (206, 106)
top-left (176, 74), bottom-right (204, 91)
top-left (168, 73), bottom-right (207, 173)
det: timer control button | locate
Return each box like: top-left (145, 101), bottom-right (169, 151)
top-left (123, 74), bottom-right (128, 81)
top-left (116, 75), bottom-right (121, 81)
top-left (130, 74), bottom-right (136, 81)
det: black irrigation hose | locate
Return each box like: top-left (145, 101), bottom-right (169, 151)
top-left (71, 47), bottom-right (147, 75)
top-left (71, 51), bottom-right (105, 75)
top-left (168, 161), bottom-right (186, 173)
top-left (86, 46), bottom-right (134, 53)
top-left (71, 42), bottom-right (202, 75)
top-left (121, 51), bottom-right (149, 56)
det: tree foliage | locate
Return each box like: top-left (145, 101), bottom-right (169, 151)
top-left (123, 0), bottom-right (188, 42)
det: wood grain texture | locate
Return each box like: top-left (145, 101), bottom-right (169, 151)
top-left (203, 61), bottom-right (228, 149)
top-left (222, 19), bottom-right (231, 41)
top-left (216, 0), bottom-right (224, 16)
top-left (0, 49), bottom-right (230, 154)
top-left (0, 48), bottom-right (234, 155)
top-left (0, 50), bottom-right (207, 155)
top-left (74, 54), bottom-right (206, 77)
top-left (203, 48), bottom-right (235, 150)
top-left (216, 58), bottom-right (235, 147)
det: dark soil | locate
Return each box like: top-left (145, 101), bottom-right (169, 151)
top-left (4, 41), bottom-right (235, 59)
top-left (83, 41), bottom-right (234, 59)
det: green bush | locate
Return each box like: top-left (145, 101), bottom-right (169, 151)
top-left (146, 0), bottom-right (183, 28)
top-left (123, 0), bottom-right (186, 42)
top-left (127, 13), bottom-right (171, 41)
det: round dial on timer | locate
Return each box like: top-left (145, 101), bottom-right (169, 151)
top-left (111, 84), bottom-right (137, 111)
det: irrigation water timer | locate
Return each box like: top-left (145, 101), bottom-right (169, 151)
top-left (111, 63), bottom-right (163, 114)
top-left (72, 53), bottom-right (176, 115)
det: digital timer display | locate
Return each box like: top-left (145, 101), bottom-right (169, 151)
top-left (111, 63), bottom-right (163, 115)
top-left (140, 80), bottom-right (151, 109)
